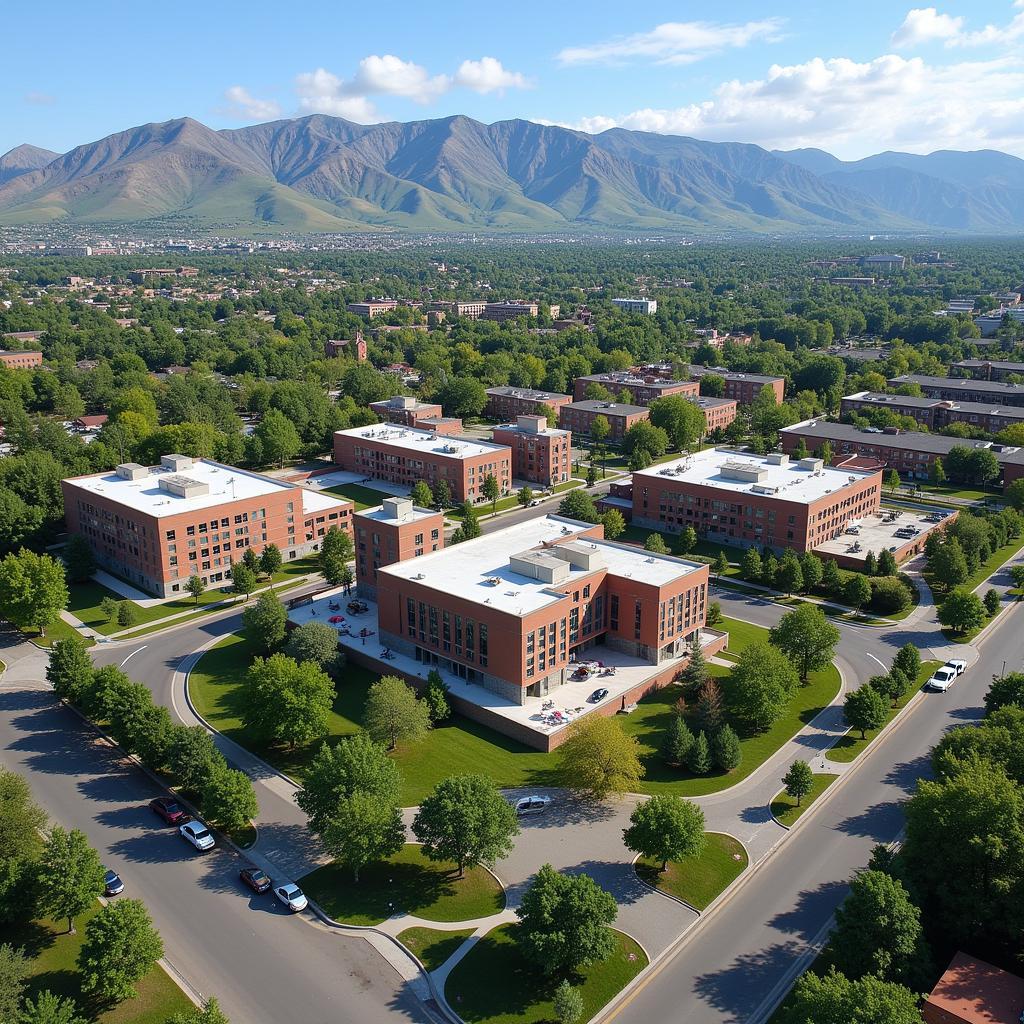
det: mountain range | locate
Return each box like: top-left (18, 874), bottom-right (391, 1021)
top-left (0, 114), bottom-right (1021, 234)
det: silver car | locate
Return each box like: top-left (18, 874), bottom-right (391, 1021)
top-left (179, 819), bottom-right (215, 851)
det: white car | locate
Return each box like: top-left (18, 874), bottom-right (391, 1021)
top-left (927, 666), bottom-right (958, 692)
top-left (514, 795), bottom-right (552, 816)
top-left (274, 882), bottom-right (308, 912)
top-left (945, 659), bottom-right (967, 676)
top-left (179, 820), bottom-right (215, 851)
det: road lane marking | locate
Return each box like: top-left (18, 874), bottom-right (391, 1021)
top-left (119, 646), bottom-right (148, 668)
top-left (867, 652), bottom-right (887, 670)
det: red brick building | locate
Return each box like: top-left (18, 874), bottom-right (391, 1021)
top-left (841, 390), bottom-right (1024, 435)
top-left (573, 372), bottom-right (700, 405)
top-left (370, 395), bottom-right (445, 428)
top-left (354, 497), bottom-right (444, 600)
top-left (923, 953), bottom-right (1024, 1024)
top-left (485, 387), bottom-right (572, 421)
top-left (325, 330), bottom-right (367, 361)
top-left (62, 456), bottom-right (353, 597)
top-left (333, 425), bottom-right (512, 503)
top-left (0, 349), bottom-right (43, 369)
top-left (559, 400), bottom-right (649, 440)
top-left (688, 367), bottom-right (786, 404)
top-left (696, 396), bottom-right (738, 433)
top-left (629, 448), bottom-right (882, 553)
top-left (492, 415), bottom-right (572, 487)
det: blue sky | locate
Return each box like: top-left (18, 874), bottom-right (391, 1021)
top-left (3, 0), bottom-right (1024, 158)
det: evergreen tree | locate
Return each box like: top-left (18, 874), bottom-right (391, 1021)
top-left (661, 715), bottom-right (693, 766)
top-left (741, 546), bottom-right (762, 582)
top-left (695, 678), bottom-right (724, 735)
top-left (712, 725), bottom-right (742, 772)
top-left (686, 731), bottom-right (711, 775)
top-left (876, 548), bottom-right (899, 576)
top-left (863, 551), bottom-right (877, 575)
top-left (679, 633), bottom-right (707, 694)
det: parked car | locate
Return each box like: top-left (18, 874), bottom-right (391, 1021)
top-left (273, 883), bottom-right (308, 912)
top-left (589, 688), bottom-right (609, 703)
top-left (239, 867), bottom-right (272, 894)
top-left (946, 659), bottom-right (967, 676)
top-left (103, 869), bottom-right (124, 897)
top-left (179, 820), bottom-right (215, 851)
top-left (150, 797), bottom-right (187, 825)
top-left (514, 795), bottom-right (552, 816)
top-left (926, 666), bottom-right (958, 692)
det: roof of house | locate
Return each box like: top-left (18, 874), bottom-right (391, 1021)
top-left (925, 952), bottom-right (1024, 1024)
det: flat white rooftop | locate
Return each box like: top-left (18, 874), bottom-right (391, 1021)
top-left (377, 513), bottom-right (702, 616)
top-left (636, 448), bottom-right (877, 505)
top-left (357, 503), bottom-right (438, 525)
top-left (335, 424), bottom-right (509, 460)
top-left (66, 459), bottom-right (344, 519)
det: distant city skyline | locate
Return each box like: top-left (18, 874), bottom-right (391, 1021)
top-left (3, 0), bottom-right (1024, 159)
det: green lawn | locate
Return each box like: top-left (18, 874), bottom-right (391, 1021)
top-left (29, 616), bottom-right (94, 649)
top-left (445, 924), bottom-right (647, 1024)
top-left (300, 844), bottom-right (505, 926)
top-left (927, 533), bottom-right (1024, 600)
top-left (5, 904), bottom-right (193, 1024)
top-left (912, 482), bottom-right (997, 500)
top-left (635, 832), bottom-right (748, 910)
top-left (770, 774), bottom-right (839, 827)
top-left (827, 661), bottom-right (941, 763)
top-left (397, 926), bottom-right (474, 973)
top-left (323, 481), bottom-right (395, 509)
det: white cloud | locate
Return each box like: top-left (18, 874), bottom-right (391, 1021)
top-left (345, 55), bottom-right (450, 103)
top-left (557, 52), bottom-right (1024, 158)
top-left (891, 8), bottom-right (964, 48)
top-left (454, 57), bottom-right (531, 94)
top-left (221, 86), bottom-right (281, 121)
top-left (557, 18), bottom-right (785, 67)
top-left (295, 68), bottom-right (381, 121)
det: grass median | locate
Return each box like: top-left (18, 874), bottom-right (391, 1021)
top-left (770, 774), bottom-right (839, 828)
top-left (634, 832), bottom-right (748, 910)
top-left (445, 924), bottom-right (647, 1024)
top-left (397, 926), bottom-right (474, 972)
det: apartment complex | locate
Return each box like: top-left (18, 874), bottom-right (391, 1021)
top-left (780, 419), bottom-right (1024, 489)
top-left (841, 391), bottom-right (1024, 434)
top-left (354, 497), bottom-right (444, 600)
top-left (485, 387), bottom-right (572, 421)
top-left (629, 448), bottom-right (882, 554)
top-left (428, 300), bottom-right (488, 319)
top-left (696, 396), bottom-right (739, 433)
top-left (612, 298), bottom-right (658, 315)
top-left (346, 299), bottom-right (398, 317)
top-left (950, 359), bottom-right (1024, 381)
top-left (370, 395), bottom-right (444, 428)
top-left (375, 514), bottom-right (710, 704)
top-left (0, 349), bottom-right (43, 369)
top-left (573, 372), bottom-right (700, 405)
top-left (687, 366), bottom-right (786, 404)
top-left (479, 301), bottom-right (556, 322)
top-left (888, 374), bottom-right (1024, 407)
top-left (332, 424), bottom-right (512, 503)
top-left (559, 400), bottom-right (649, 439)
top-left (492, 415), bottom-right (572, 487)
top-left (62, 456), bottom-right (353, 597)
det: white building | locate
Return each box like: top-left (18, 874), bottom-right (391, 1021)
top-left (612, 298), bottom-right (658, 315)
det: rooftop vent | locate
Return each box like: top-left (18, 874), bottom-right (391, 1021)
top-left (159, 474), bottom-right (209, 499)
top-left (115, 463), bottom-right (149, 481)
top-left (161, 454), bottom-right (193, 473)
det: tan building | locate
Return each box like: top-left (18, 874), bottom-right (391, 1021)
top-left (0, 349), bottom-right (43, 369)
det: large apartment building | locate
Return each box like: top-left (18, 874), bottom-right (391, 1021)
top-left (374, 514), bottom-right (711, 705)
top-left (354, 497), bottom-right (444, 600)
top-left (485, 387), bottom-right (572, 421)
top-left (0, 349), bottom-right (43, 369)
top-left (628, 448), bottom-right (882, 554)
top-left (696, 396), bottom-right (739, 433)
top-left (62, 456), bottom-right (353, 597)
top-left (368, 395), bottom-right (462, 434)
top-left (612, 298), bottom-right (658, 314)
top-left (491, 415), bottom-right (572, 487)
top-left (888, 374), bottom-right (1024, 408)
top-left (950, 359), bottom-right (1024, 381)
top-left (687, 366), bottom-right (786, 405)
top-left (841, 391), bottom-right (1024, 434)
top-left (573, 372), bottom-right (700, 405)
top-left (332, 424), bottom-right (512, 503)
top-left (559, 400), bottom-right (649, 440)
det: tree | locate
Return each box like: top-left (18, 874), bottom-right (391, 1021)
top-left (0, 944), bottom-right (27, 1024)
top-left (411, 480), bottom-right (434, 508)
top-left (938, 588), bottom-right (986, 634)
top-left (231, 563), bottom-right (257, 599)
top-left (424, 670), bottom-right (451, 722)
top-left (46, 637), bottom-right (94, 706)
top-left (822, 558), bottom-right (843, 596)
top-left (870, 576), bottom-right (911, 615)
top-left (481, 473), bottom-right (500, 515)
top-left (285, 620), bottom-right (341, 670)
top-left (18, 989), bottom-right (87, 1024)
top-left (297, 733), bottom-right (401, 835)
top-left (675, 525), bottom-right (698, 555)
top-left (985, 672), bottom-right (1024, 714)
top-left (115, 600), bottom-right (137, 628)
top-left (661, 715), bottom-right (693, 766)
top-left (38, 827), bottom-right (107, 934)
top-left (648, 395), bottom-right (706, 450)
top-left (623, 794), bottom-right (706, 871)
top-left (589, 415), bottom-right (611, 448)
top-left (557, 488), bottom-right (599, 524)
top-left (241, 591), bottom-right (287, 653)
top-left (843, 573), bottom-right (872, 612)
top-left (259, 543), bottom-right (282, 578)
top-left (929, 538), bottom-right (969, 590)
top-left (99, 596), bottom-right (118, 623)
top-left (727, 642), bottom-right (799, 733)
top-left (892, 643), bottom-right (920, 684)
top-left (884, 469), bottom-right (901, 494)
top-left (254, 408), bottom-right (301, 467)
top-left (600, 509), bottom-right (626, 540)
top-left (241, 547), bottom-right (260, 574)
top-left (167, 726), bottom-right (220, 795)
top-left (741, 547), bottom-right (762, 582)
top-left (165, 998), bottom-right (229, 1024)
top-left (319, 526), bottom-right (354, 586)
top-left (77, 899), bottom-right (163, 1003)
top-left (800, 552), bottom-right (823, 592)
top-left (929, 457), bottom-right (947, 486)
top-left (686, 730), bottom-right (711, 775)
top-left (769, 604), bottom-right (840, 683)
top-left (876, 548), bottom-right (899, 577)
top-left (322, 790), bottom-right (405, 881)
top-left (0, 768), bottom-right (46, 864)
top-left (107, 684), bottom-right (173, 770)
top-left (695, 678), bottom-right (724, 734)
top-left (774, 550), bottom-right (804, 595)
top-left (553, 980), bottom-right (584, 1024)
top-left (706, 600), bottom-right (723, 627)
top-left (363, 675), bottom-right (431, 750)
top-left (831, 870), bottom-right (927, 984)
top-left (863, 551), bottom-right (877, 576)
top-left (712, 725), bottom-right (742, 772)
top-left (63, 535), bottom-right (96, 584)
top-left (243, 654), bottom-right (334, 750)
top-left (984, 587), bottom-right (1001, 616)
top-left (515, 864), bottom-right (617, 975)
top-left (782, 760), bottom-right (814, 806)
top-left (558, 715), bottom-right (644, 799)
top-left (712, 551), bottom-right (729, 578)
top-left (458, 501), bottom-right (481, 540)
top-left (201, 763), bottom-right (258, 833)
top-left (844, 684), bottom-right (888, 739)
top-left (622, 420), bottom-right (669, 461)
top-left (784, 968), bottom-right (922, 1024)
top-left (431, 479), bottom-right (452, 511)
top-left (412, 774), bottom-right (519, 877)
top-left (0, 549), bottom-right (69, 636)
top-left (1010, 563), bottom-right (1024, 596)
top-left (761, 552), bottom-right (779, 587)
top-left (644, 533), bottom-right (669, 554)
top-left (516, 485), bottom-right (534, 508)
top-left (185, 575), bottom-right (206, 606)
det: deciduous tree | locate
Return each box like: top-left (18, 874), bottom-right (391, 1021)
top-left (938, 588), bottom-right (986, 634)
top-left (201, 764), bottom-right (258, 834)
top-left (558, 715), bottom-right (644, 799)
top-left (231, 563), bottom-right (257, 599)
top-left (322, 790), bottom-right (405, 881)
top-left (0, 549), bottom-right (69, 636)
top-left (769, 604), bottom-right (840, 683)
top-left (62, 535), bottom-right (96, 584)
top-left (185, 574), bottom-right (206, 606)
top-left (243, 653), bottom-right (335, 750)
top-left (77, 899), bottom-right (164, 1003)
top-left (785, 968), bottom-right (921, 1024)
top-left (623, 794), bottom-right (705, 871)
top-left (241, 591), bottom-right (287, 652)
top-left (46, 637), bottom-right (94, 706)
top-left (285, 620), bottom-right (341, 670)
top-left (782, 760), bottom-right (813, 806)
top-left (319, 526), bottom-right (354, 586)
top-left (727, 642), bottom-right (798, 733)
top-left (37, 827), bottom-right (106, 934)
top-left (844, 684), bottom-right (888, 739)
top-left (363, 675), bottom-right (431, 751)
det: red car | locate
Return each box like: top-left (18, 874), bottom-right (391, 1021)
top-left (149, 797), bottom-right (187, 825)
top-left (239, 867), bottom-right (272, 894)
